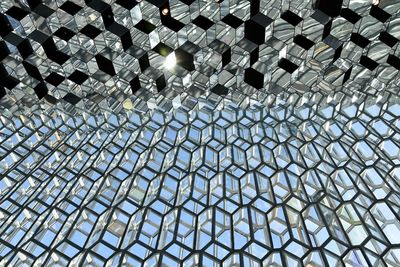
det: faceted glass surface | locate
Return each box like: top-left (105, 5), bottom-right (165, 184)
top-left (1, 0), bottom-right (400, 266)
top-left (2, 90), bottom-right (400, 266)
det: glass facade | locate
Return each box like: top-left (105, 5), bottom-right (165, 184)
top-left (1, 0), bottom-right (400, 266)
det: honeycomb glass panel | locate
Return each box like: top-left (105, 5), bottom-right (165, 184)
top-left (1, 0), bottom-right (400, 266)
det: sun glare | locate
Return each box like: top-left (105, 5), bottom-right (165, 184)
top-left (164, 52), bottom-right (177, 70)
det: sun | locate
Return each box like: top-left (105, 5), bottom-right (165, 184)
top-left (164, 52), bottom-right (177, 70)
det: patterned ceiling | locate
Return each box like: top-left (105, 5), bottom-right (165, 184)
top-left (1, 0), bottom-right (400, 266)
top-left (0, 0), bottom-right (399, 110)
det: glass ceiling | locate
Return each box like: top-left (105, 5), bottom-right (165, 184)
top-left (1, 0), bottom-right (400, 266)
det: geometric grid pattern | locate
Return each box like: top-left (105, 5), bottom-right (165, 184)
top-left (1, 0), bottom-right (400, 266)
top-left (1, 88), bottom-right (400, 266)
top-left (0, 0), bottom-right (400, 105)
